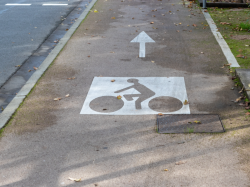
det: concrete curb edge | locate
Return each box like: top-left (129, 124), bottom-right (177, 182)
top-left (235, 69), bottom-right (250, 100)
top-left (0, 0), bottom-right (98, 130)
top-left (202, 10), bottom-right (240, 68)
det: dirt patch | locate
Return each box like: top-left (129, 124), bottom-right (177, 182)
top-left (2, 83), bottom-right (58, 135)
top-left (231, 35), bottom-right (250, 40)
top-left (226, 8), bottom-right (247, 11)
top-left (1, 63), bottom-right (77, 136)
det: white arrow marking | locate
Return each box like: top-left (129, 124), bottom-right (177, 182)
top-left (131, 31), bottom-right (155, 58)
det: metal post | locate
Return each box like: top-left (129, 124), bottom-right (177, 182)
top-left (203, 0), bottom-right (207, 9)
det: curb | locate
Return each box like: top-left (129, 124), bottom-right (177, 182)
top-left (0, 0), bottom-right (98, 130)
top-left (202, 10), bottom-right (240, 68)
top-left (235, 69), bottom-right (250, 100)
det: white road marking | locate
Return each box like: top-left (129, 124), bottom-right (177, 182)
top-left (80, 77), bottom-right (190, 115)
top-left (202, 10), bottom-right (240, 68)
top-left (131, 31), bottom-right (155, 58)
top-left (5, 4), bottom-right (31, 6)
top-left (42, 4), bottom-right (68, 6)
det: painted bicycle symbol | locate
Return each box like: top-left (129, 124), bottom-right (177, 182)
top-left (80, 77), bottom-right (190, 115)
top-left (88, 78), bottom-right (184, 113)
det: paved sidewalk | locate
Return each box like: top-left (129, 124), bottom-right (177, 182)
top-left (0, 0), bottom-right (249, 186)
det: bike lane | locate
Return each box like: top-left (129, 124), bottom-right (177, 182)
top-left (0, 0), bottom-right (249, 186)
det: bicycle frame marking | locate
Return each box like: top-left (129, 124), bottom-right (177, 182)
top-left (80, 77), bottom-right (190, 115)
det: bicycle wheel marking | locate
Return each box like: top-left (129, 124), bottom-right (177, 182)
top-left (80, 77), bottom-right (190, 115)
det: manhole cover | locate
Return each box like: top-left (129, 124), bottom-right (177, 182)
top-left (157, 114), bottom-right (224, 133)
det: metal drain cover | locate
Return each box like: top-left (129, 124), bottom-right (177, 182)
top-left (157, 114), bottom-right (224, 133)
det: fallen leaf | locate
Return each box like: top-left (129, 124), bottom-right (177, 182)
top-left (65, 94), bottom-right (70, 97)
top-left (150, 22), bottom-right (154, 24)
top-left (236, 54), bottom-right (243, 58)
top-left (246, 112), bottom-right (250, 115)
top-left (54, 98), bottom-right (62, 101)
top-left (110, 51), bottom-right (115, 53)
top-left (175, 161), bottom-right (186, 165)
top-left (158, 113), bottom-right (163, 116)
top-left (111, 79), bottom-right (115, 82)
top-left (94, 9), bottom-right (98, 13)
top-left (88, 55), bottom-right (90, 57)
top-left (151, 61), bottom-right (155, 63)
top-left (117, 95), bottom-right (122, 99)
top-left (235, 97), bottom-right (242, 102)
top-left (220, 22), bottom-right (231, 25)
top-left (33, 67), bottom-right (38, 70)
top-left (194, 120), bottom-right (201, 124)
top-left (164, 169), bottom-right (168, 171)
top-left (239, 87), bottom-right (244, 93)
top-left (183, 100), bottom-right (189, 105)
top-left (111, 17), bottom-right (116, 19)
top-left (65, 29), bottom-right (69, 31)
top-left (68, 177), bottom-right (81, 182)
top-left (192, 24), bottom-right (197, 27)
top-left (178, 141), bottom-right (185, 144)
top-left (15, 65), bottom-right (20, 67)
top-left (28, 70), bottom-right (32, 72)
top-left (68, 77), bottom-right (76, 80)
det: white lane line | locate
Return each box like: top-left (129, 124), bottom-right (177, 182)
top-left (5, 4), bottom-right (31, 6)
top-left (202, 10), bottom-right (240, 68)
top-left (42, 4), bottom-right (68, 6)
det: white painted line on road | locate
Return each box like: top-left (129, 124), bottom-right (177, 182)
top-left (202, 10), bottom-right (240, 68)
top-left (80, 77), bottom-right (190, 115)
top-left (5, 4), bottom-right (31, 6)
top-left (131, 31), bottom-right (155, 58)
top-left (42, 4), bottom-right (68, 6)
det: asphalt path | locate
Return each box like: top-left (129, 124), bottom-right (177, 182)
top-left (0, 0), bottom-right (84, 88)
top-left (0, 0), bottom-right (249, 186)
